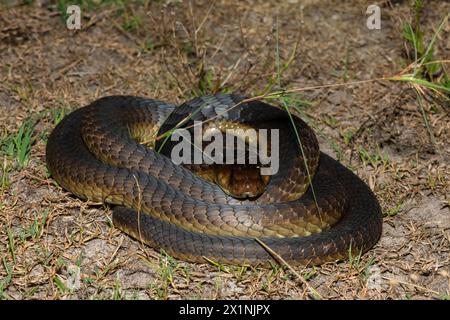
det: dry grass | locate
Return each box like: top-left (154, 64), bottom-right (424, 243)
top-left (0, 0), bottom-right (449, 300)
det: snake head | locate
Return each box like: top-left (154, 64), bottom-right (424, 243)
top-left (215, 164), bottom-right (270, 200)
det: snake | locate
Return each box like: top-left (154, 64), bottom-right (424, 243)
top-left (45, 93), bottom-right (382, 266)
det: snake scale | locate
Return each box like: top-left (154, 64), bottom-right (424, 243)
top-left (46, 93), bottom-right (382, 266)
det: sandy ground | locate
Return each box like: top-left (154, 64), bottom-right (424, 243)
top-left (0, 0), bottom-right (449, 299)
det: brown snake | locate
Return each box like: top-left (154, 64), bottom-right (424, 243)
top-left (46, 94), bottom-right (382, 266)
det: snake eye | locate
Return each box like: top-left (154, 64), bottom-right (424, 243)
top-left (262, 174), bottom-right (270, 185)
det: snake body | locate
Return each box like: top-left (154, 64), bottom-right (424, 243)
top-left (46, 94), bottom-right (382, 266)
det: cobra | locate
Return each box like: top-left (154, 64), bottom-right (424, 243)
top-left (45, 93), bottom-right (382, 266)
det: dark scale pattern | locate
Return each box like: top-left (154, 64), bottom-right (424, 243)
top-left (46, 94), bottom-right (382, 266)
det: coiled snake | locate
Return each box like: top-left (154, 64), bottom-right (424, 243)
top-left (46, 94), bottom-right (382, 266)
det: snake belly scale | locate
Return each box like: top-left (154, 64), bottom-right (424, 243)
top-left (45, 94), bottom-right (382, 266)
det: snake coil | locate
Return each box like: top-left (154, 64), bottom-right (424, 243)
top-left (46, 93), bottom-right (382, 266)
